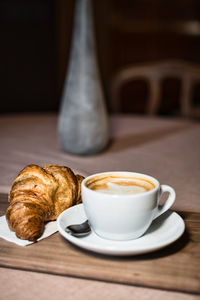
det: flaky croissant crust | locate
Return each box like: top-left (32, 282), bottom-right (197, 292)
top-left (6, 164), bottom-right (84, 241)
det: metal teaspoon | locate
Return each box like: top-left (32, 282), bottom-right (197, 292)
top-left (65, 220), bottom-right (91, 237)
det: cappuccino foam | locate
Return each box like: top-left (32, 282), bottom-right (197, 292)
top-left (86, 176), bottom-right (155, 195)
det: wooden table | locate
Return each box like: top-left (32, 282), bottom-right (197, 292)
top-left (0, 113), bottom-right (200, 300)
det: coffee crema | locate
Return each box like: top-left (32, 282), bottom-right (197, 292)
top-left (86, 175), bottom-right (155, 195)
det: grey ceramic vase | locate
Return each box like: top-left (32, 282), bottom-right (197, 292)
top-left (58, 0), bottom-right (109, 155)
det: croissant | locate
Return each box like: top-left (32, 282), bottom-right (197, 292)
top-left (6, 164), bottom-right (84, 241)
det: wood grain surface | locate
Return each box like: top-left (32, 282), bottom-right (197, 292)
top-left (0, 194), bottom-right (199, 294)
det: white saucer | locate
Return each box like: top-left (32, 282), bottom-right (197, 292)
top-left (57, 204), bottom-right (185, 256)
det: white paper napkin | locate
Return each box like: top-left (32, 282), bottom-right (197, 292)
top-left (0, 215), bottom-right (58, 246)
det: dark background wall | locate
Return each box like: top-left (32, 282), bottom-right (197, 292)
top-left (0, 0), bottom-right (200, 115)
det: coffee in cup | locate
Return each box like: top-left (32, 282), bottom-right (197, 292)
top-left (85, 175), bottom-right (155, 195)
top-left (81, 172), bottom-right (176, 241)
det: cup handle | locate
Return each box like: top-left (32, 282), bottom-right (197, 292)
top-left (153, 184), bottom-right (176, 220)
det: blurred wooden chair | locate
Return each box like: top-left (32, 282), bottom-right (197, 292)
top-left (111, 60), bottom-right (200, 118)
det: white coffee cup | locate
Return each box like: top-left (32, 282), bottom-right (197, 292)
top-left (81, 171), bottom-right (176, 240)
